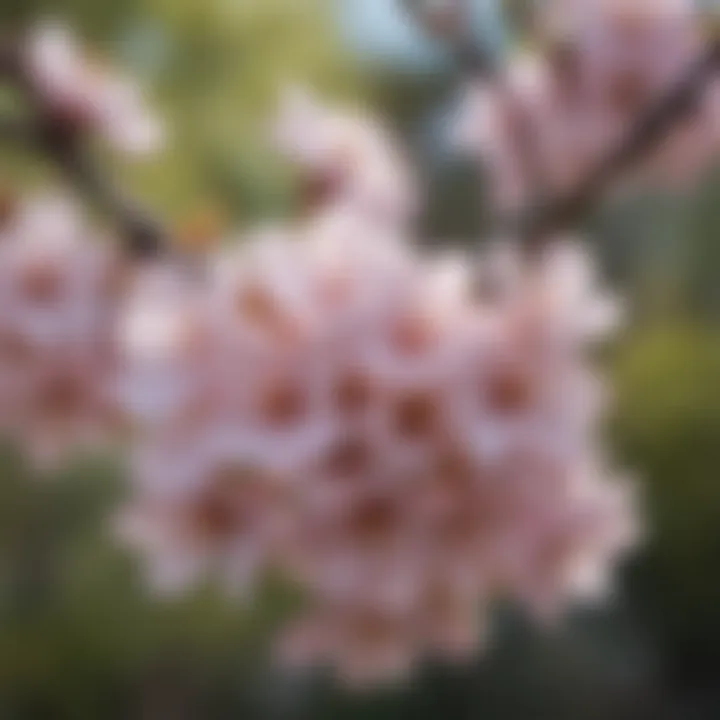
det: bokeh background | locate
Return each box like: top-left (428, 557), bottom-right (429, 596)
top-left (1, 1), bottom-right (720, 718)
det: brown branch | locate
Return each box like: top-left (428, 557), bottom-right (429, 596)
top-left (402, 2), bottom-right (720, 254)
top-left (38, 126), bottom-right (169, 259)
top-left (518, 39), bottom-right (720, 247)
top-left (0, 39), bottom-right (169, 259)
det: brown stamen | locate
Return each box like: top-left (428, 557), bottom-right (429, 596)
top-left (335, 371), bottom-right (373, 415)
top-left (21, 262), bottom-right (64, 305)
top-left (39, 374), bottom-right (84, 418)
top-left (394, 390), bottom-right (440, 440)
top-left (192, 465), bottom-right (265, 542)
top-left (260, 380), bottom-right (307, 427)
top-left (485, 364), bottom-right (534, 414)
top-left (236, 284), bottom-right (284, 331)
top-left (325, 436), bottom-right (372, 478)
top-left (350, 494), bottom-right (398, 543)
top-left (390, 314), bottom-right (436, 357)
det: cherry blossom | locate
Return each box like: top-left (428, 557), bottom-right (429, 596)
top-left (25, 20), bottom-right (163, 155)
top-left (275, 87), bottom-right (416, 229)
top-left (0, 194), bottom-right (124, 467)
top-left (456, 0), bottom-right (718, 209)
top-left (118, 218), bottom-right (636, 683)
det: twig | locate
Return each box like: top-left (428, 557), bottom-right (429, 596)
top-left (402, 0), bottom-right (547, 224)
top-left (38, 128), bottom-right (169, 259)
top-left (403, 1), bottom-right (720, 251)
top-left (0, 39), bottom-right (169, 259)
top-left (402, 0), bottom-right (499, 77)
top-left (518, 39), bottom-right (720, 247)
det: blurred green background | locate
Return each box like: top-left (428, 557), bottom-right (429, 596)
top-left (1, 1), bottom-right (720, 718)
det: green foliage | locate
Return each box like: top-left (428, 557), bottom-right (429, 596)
top-left (2, 0), bottom-right (363, 225)
top-left (0, 449), bottom-right (300, 718)
top-left (613, 322), bottom-right (720, 671)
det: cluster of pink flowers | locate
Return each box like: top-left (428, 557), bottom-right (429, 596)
top-left (116, 191), bottom-right (637, 683)
top-left (0, 14), bottom-right (668, 687)
top-left (455, 0), bottom-right (720, 209)
top-left (0, 195), bottom-right (123, 468)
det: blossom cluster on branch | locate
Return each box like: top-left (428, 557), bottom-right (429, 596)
top-left (0, 0), bottom-right (718, 687)
top-left (23, 21), bottom-right (163, 155)
top-left (454, 0), bottom-right (720, 210)
top-left (116, 211), bottom-right (636, 684)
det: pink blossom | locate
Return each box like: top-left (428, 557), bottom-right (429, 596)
top-left (275, 88), bottom-right (416, 229)
top-left (456, 0), bottom-right (717, 209)
top-left (118, 221), bottom-right (637, 683)
top-left (25, 21), bottom-right (163, 155)
top-left (0, 194), bottom-right (124, 468)
top-left (117, 434), bottom-right (291, 595)
top-left (455, 57), bottom-right (622, 210)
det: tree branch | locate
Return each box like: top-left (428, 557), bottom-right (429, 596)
top-left (40, 130), bottom-right (169, 259)
top-left (402, 1), bottom-right (720, 254)
top-left (518, 39), bottom-right (720, 246)
top-left (0, 39), bottom-right (169, 259)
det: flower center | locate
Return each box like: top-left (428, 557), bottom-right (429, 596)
top-left (260, 379), bottom-right (307, 428)
top-left (21, 261), bottom-right (64, 305)
top-left (393, 391), bottom-right (439, 440)
top-left (325, 436), bottom-right (372, 478)
top-left (390, 314), bottom-right (436, 357)
top-left (192, 465), bottom-right (266, 542)
top-left (236, 284), bottom-right (295, 341)
top-left (335, 370), bottom-right (373, 416)
top-left (485, 364), bottom-right (534, 414)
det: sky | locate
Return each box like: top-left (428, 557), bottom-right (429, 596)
top-left (334, 0), bottom-right (507, 73)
